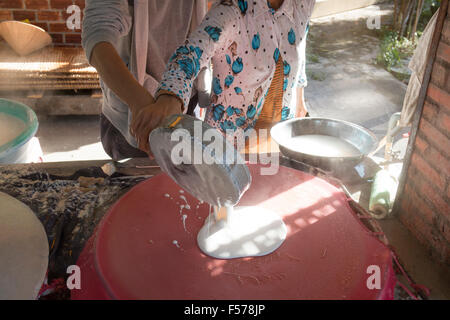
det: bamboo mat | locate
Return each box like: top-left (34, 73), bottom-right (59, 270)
top-left (0, 41), bottom-right (99, 90)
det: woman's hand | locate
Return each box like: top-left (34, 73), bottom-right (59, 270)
top-left (130, 94), bottom-right (183, 154)
top-left (295, 87), bottom-right (308, 118)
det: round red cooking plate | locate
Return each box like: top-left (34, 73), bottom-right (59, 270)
top-left (72, 164), bottom-right (396, 299)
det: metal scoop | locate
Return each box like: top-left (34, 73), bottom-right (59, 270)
top-left (149, 114), bottom-right (251, 209)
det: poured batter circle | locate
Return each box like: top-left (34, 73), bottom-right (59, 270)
top-left (197, 206), bottom-right (287, 259)
top-left (72, 164), bottom-right (396, 300)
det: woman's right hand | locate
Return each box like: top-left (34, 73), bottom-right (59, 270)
top-left (130, 94), bottom-right (183, 155)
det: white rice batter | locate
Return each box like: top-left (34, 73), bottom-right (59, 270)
top-left (285, 134), bottom-right (361, 157)
top-left (197, 206), bottom-right (287, 259)
top-left (0, 113), bottom-right (27, 146)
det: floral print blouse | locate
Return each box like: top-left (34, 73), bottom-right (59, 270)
top-left (156, 0), bottom-right (316, 138)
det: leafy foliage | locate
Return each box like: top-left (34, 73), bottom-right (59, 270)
top-left (377, 0), bottom-right (440, 71)
top-left (377, 28), bottom-right (417, 70)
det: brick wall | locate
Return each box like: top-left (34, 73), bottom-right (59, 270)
top-left (397, 4), bottom-right (450, 266)
top-left (0, 0), bottom-right (84, 46)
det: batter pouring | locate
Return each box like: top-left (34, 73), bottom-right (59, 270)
top-left (197, 205), bottom-right (287, 259)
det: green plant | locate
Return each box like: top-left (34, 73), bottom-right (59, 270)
top-left (376, 28), bottom-right (417, 71)
top-left (378, 0), bottom-right (440, 72)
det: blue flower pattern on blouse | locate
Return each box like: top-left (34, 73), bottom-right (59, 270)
top-left (213, 77), bottom-right (223, 95)
top-left (224, 75), bottom-right (234, 88)
top-left (190, 45), bottom-right (203, 59)
top-left (252, 33), bottom-right (260, 50)
top-left (288, 28), bottom-right (296, 45)
top-left (236, 116), bottom-right (246, 127)
top-left (177, 58), bottom-right (196, 79)
top-left (157, 0), bottom-right (314, 138)
top-left (231, 57), bottom-right (243, 74)
top-left (281, 106), bottom-right (290, 120)
top-left (238, 0), bottom-right (248, 15)
top-left (204, 26), bottom-right (222, 42)
top-left (247, 104), bottom-right (257, 119)
top-left (283, 61), bottom-right (291, 76)
top-left (273, 48), bottom-right (280, 63)
top-left (213, 104), bottom-right (225, 121)
top-left (221, 120), bottom-right (237, 131)
top-left (283, 78), bottom-right (288, 91)
top-left (226, 106), bottom-right (235, 116)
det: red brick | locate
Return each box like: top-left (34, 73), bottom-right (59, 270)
top-left (437, 112), bottom-right (450, 134)
top-left (415, 136), bottom-right (450, 178)
top-left (430, 61), bottom-right (448, 90)
top-left (427, 84), bottom-right (450, 108)
top-left (49, 32), bottom-right (62, 43)
top-left (49, 0), bottom-right (73, 9)
top-left (436, 41), bottom-right (450, 65)
top-left (421, 101), bottom-right (438, 124)
top-left (73, 0), bottom-right (84, 9)
top-left (0, 9), bottom-right (12, 20)
top-left (443, 18), bottom-right (450, 45)
top-left (24, 0), bottom-right (49, 9)
top-left (398, 205), bottom-right (434, 249)
top-left (12, 10), bottom-right (36, 21)
top-left (403, 183), bottom-right (435, 225)
top-left (37, 10), bottom-right (60, 21)
top-left (425, 144), bottom-right (450, 177)
top-left (0, 0), bottom-right (23, 9)
top-left (64, 32), bottom-right (81, 43)
top-left (48, 21), bottom-right (68, 32)
top-left (33, 21), bottom-right (48, 31)
top-left (410, 152), bottom-right (446, 191)
top-left (414, 134), bottom-right (429, 154)
top-left (418, 178), bottom-right (450, 215)
top-left (399, 207), bottom-right (448, 259)
top-left (419, 116), bottom-right (450, 157)
top-left (438, 216), bottom-right (450, 243)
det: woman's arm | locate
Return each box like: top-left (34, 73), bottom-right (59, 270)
top-left (295, 87), bottom-right (308, 118)
top-left (90, 42), bottom-right (155, 113)
top-left (131, 2), bottom-right (240, 152)
top-left (295, 22), bottom-right (310, 118)
top-left (82, 0), bottom-right (154, 112)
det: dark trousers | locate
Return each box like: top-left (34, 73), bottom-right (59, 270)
top-left (100, 94), bottom-right (198, 160)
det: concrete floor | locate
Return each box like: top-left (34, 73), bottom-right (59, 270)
top-left (306, 4), bottom-right (406, 140)
top-left (31, 4), bottom-right (449, 299)
top-left (36, 115), bottom-right (109, 163)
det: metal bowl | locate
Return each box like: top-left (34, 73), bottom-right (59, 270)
top-left (270, 117), bottom-right (378, 173)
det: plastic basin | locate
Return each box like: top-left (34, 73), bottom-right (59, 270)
top-left (0, 98), bottom-right (39, 164)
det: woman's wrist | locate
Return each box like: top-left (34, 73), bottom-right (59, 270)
top-left (156, 90), bottom-right (184, 113)
top-left (128, 86), bottom-right (155, 113)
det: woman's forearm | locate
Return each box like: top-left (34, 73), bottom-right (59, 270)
top-left (90, 42), bottom-right (154, 112)
top-left (296, 87), bottom-right (307, 117)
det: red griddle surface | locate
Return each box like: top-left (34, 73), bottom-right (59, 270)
top-left (72, 164), bottom-right (396, 300)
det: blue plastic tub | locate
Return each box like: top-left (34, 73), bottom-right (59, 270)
top-left (0, 98), bottom-right (39, 164)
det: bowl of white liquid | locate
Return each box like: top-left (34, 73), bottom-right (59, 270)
top-left (0, 98), bottom-right (38, 164)
top-left (271, 117), bottom-right (377, 172)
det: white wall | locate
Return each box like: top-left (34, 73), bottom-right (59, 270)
top-left (311, 0), bottom-right (386, 18)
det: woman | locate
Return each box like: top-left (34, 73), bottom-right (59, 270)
top-left (82, 0), bottom-right (209, 160)
top-left (132, 0), bottom-right (316, 153)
